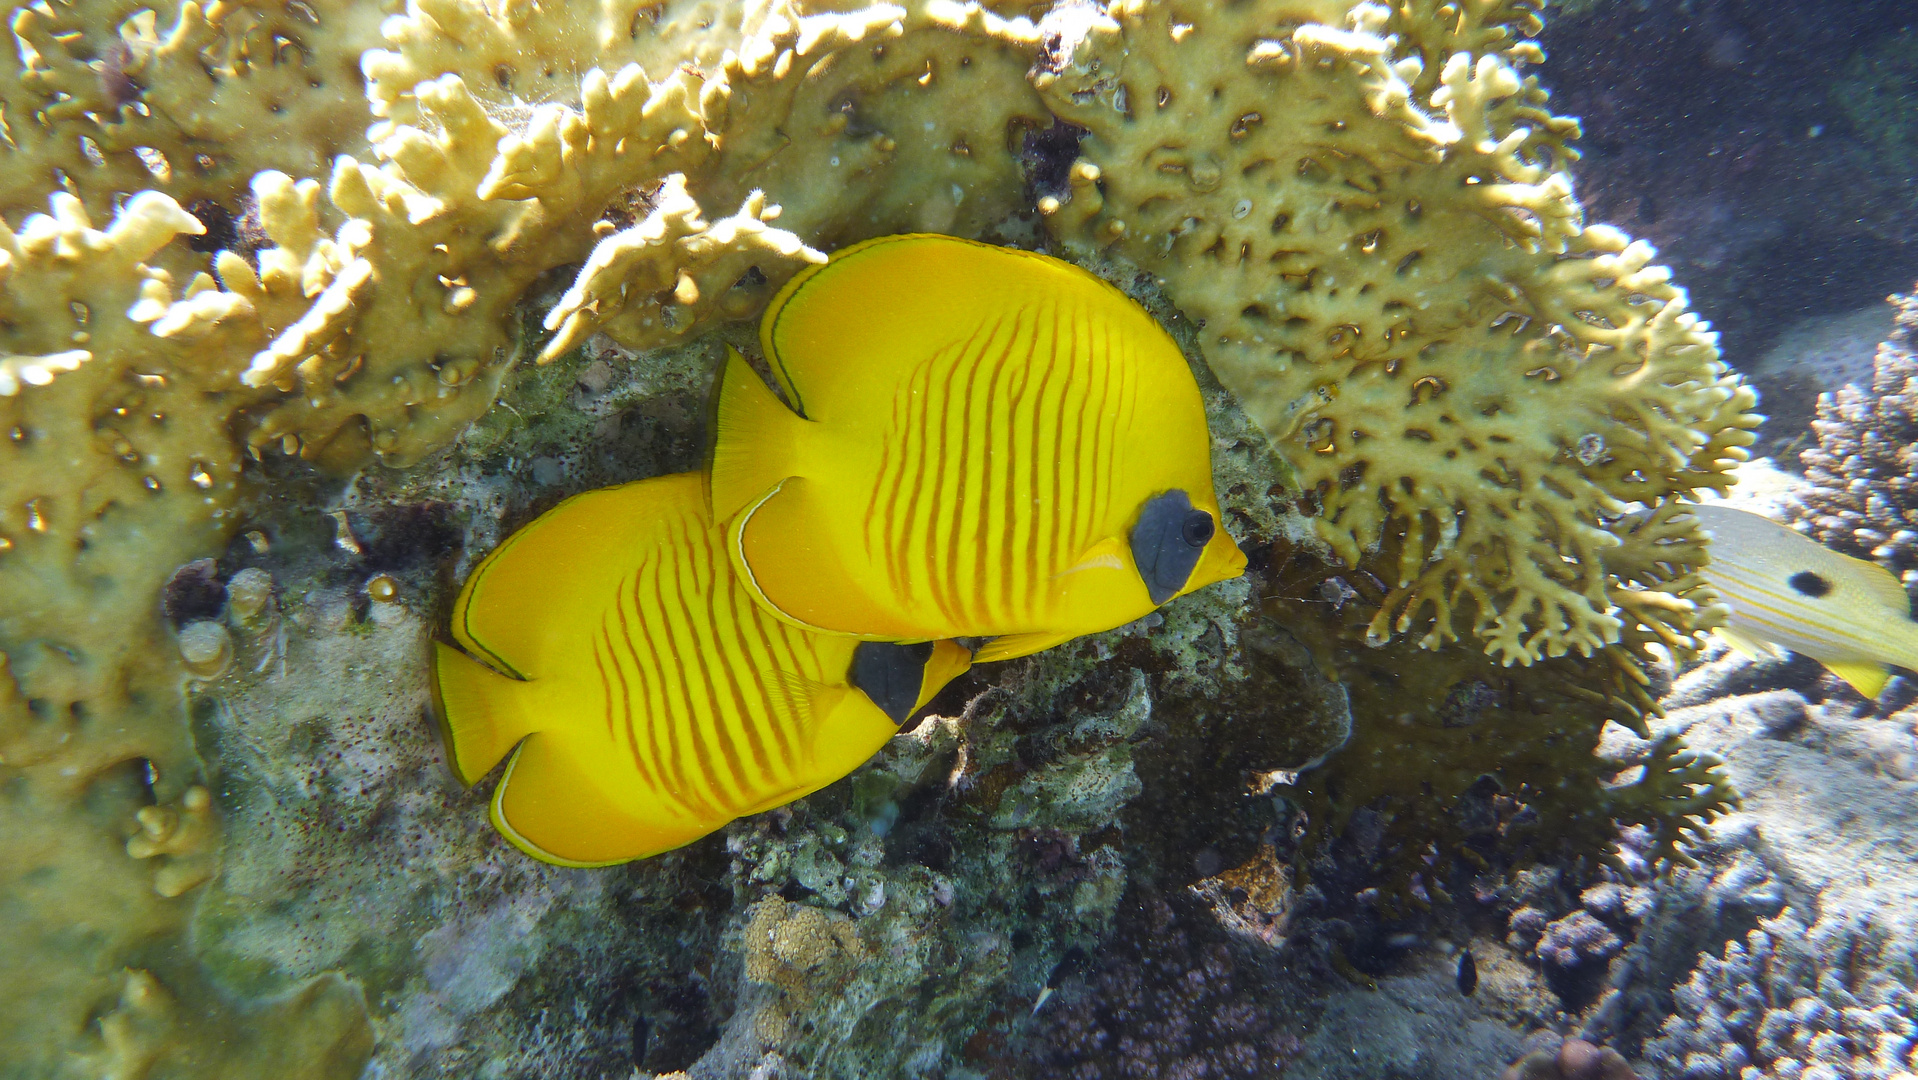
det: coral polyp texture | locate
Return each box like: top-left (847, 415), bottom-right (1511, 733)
top-left (1035, 0), bottom-right (1758, 664)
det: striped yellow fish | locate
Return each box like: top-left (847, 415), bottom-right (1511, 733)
top-left (1693, 502), bottom-right (1918, 698)
top-left (710, 234), bottom-right (1246, 663)
top-left (431, 473), bottom-right (971, 866)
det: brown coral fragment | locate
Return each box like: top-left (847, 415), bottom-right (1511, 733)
top-left (1036, 0), bottom-right (1757, 664)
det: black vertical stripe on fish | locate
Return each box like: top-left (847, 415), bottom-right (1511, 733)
top-left (595, 623), bottom-right (657, 803)
top-left (966, 306), bottom-right (1012, 625)
top-left (893, 355), bottom-right (937, 614)
top-left (1031, 303), bottom-right (1065, 610)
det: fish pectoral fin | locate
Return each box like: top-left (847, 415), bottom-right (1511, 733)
top-left (1714, 627), bottom-right (1783, 662)
top-left (1054, 537), bottom-right (1128, 580)
top-left (972, 628), bottom-right (1082, 664)
top-left (1822, 659), bottom-right (1893, 700)
top-left (728, 477), bottom-right (921, 638)
top-left (490, 735), bottom-right (706, 866)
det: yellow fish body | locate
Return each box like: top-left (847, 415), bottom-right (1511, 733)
top-left (1693, 502), bottom-right (1918, 698)
top-left (710, 234), bottom-right (1246, 663)
top-left (431, 473), bottom-right (971, 866)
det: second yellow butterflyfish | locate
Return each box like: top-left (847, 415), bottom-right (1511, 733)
top-left (431, 472), bottom-right (971, 866)
top-left (710, 234), bottom-right (1246, 663)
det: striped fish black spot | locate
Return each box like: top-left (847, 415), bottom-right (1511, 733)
top-left (1788, 571), bottom-right (1832, 598)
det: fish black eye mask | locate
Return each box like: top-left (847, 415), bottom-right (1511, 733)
top-left (850, 641), bottom-right (936, 725)
top-left (1131, 489), bottom-right (1215, 606)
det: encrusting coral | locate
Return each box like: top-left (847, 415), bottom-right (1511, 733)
top-left (1036, 0), bottom-right (1758, 665)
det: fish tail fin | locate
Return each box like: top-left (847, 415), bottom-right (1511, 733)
top-left (711, 345), bottom-right (807, 523)
top-left (431, 641), bottom-right (542, 786)
top-left (1823, 659), bottom-right (1892, 700)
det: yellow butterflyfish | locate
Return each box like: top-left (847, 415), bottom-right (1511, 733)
top-left (1693, 502), bottom-right (1918, 699)
top-left (710, 234), bottom-right (1247, 663)
top-left (430, 472), bottom-right (972, 866)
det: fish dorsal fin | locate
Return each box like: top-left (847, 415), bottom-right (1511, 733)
top-left (490, 735), bottom-right (706, 866)
top-left (454, 478), bottom-right (703, 680)
top-left (726, 477), bottom-right (924, 639)
top-left (1823, 659), bottom-right (1892, 700)
top-left (1837, 552), bottom-right (1913, 613)
top-left (710, 346), bottom-right (811, 524)
top-left (759, 235), bottom-right (1120, 429)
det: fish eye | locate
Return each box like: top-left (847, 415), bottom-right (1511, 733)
top-left (1787, 570), bottom-right (1832, 598)
top-left (1181, 510), bottom-right (1214, 548)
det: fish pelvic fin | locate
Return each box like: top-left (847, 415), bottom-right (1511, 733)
top-left (972, 628), bottom-right (1083, 664)
top-left (431, 641), bottom-right (543, 786)
top-left (1823, 659), bottom-right (1892, 700)
top-left (1715, 627), bottom-right (1783, 662)
top-left (918, 640), bottom-right (974, 712)
top-left (711, 345), bottom-right (808, 523)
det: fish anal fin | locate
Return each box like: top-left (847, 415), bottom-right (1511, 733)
top-left (1823, 659), bottom-right (1892, 700)
top-left (729, 477), bottom-right (922, 639)
top-left (1715, 627), bottom-right (1783, 662)
top-left (431, 641), bottom-right (542, 786)
top-left (490, 735), bottom-right (707, 866)
top-left (711, 346), bottom-right (810, 524)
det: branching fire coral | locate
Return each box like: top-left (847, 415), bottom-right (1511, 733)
top-left (1036, 0), bottom-right (1758, 664)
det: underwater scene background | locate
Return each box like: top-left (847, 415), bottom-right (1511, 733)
top-left (2, 0), bottom-right (1917, 1077)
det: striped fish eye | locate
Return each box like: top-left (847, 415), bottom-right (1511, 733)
top-left (1181, 510), bottom-right (1214, 548)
